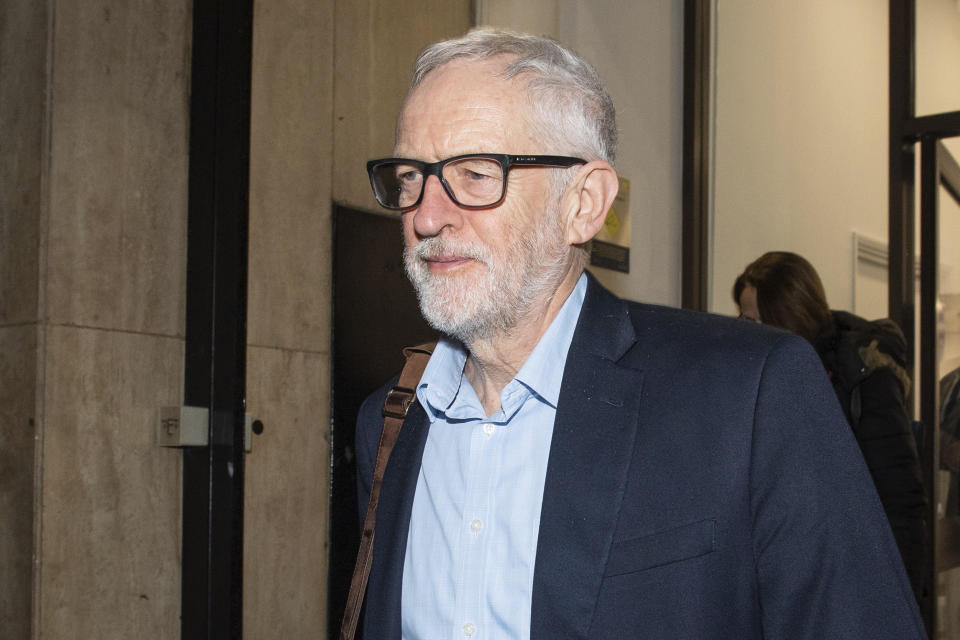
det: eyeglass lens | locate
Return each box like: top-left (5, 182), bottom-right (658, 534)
top-left (372, 157), bottom-right (505, 208)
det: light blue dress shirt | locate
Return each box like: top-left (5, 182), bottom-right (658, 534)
top-left (401, 273), bottom-right (588, 640)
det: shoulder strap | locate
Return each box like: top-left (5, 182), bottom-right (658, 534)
top-left (339, 342), bottom-right (435, 640)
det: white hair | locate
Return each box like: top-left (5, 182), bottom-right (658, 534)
top-left (405, 28), bottom-right (618, 164)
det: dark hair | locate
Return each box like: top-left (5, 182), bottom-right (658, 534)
top-left (732, 251), bottom-right (832, 344)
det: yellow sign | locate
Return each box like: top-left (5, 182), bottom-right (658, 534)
top-left (604, 206), bottom-right (622, 237)
top-left (596, 177), bottom-right (630, 247)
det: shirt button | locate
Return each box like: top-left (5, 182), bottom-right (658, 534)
top-left (470, 519), bottom-right (483, 533)
top-left (463, 622), bottom-right (477, 636)
top-left (482, 423), bottom-right (495, 436)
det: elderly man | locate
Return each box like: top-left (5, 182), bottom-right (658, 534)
top-left (353, 29), bottom-right (926, 639)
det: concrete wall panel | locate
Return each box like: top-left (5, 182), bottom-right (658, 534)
top-left (243, 346), bottom-right (331, 638)
top-left (248, 0), bottom-right (334, 353)
top-left (45, 0), bottom-right (190, 336)
top-left (38, 326), bottom-right (182, 638)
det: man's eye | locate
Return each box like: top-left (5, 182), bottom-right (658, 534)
top-left (452, 161), bottom-right (500, 182)
top-left (397, 169), bottom-right (422, 183)
top-left (464, 169), bottom-right (494, 181)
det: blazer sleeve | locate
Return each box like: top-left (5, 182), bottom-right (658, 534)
top-left (749, 335), bottom-right (926, 638)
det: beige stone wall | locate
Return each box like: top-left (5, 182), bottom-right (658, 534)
top-left (1, 0), bottom-right (471, 636)
top-left (1, 0), bottom-right (190, 637)
top-left (38, 0), bottom-right (191, 635)
top-left (244, 1), bottom-right (335, 635)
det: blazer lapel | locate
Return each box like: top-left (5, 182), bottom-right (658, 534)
top-left (530, 275), bottom-right (645, 638)
top-left (365, 401), bottom-right (430, 637)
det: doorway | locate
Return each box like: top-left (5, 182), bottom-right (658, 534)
top-left (328, 205), bottom-right (438, 637)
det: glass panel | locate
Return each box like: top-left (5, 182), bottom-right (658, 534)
top-left (937, 185), bottom-right (960, 634)
top-left (936, 145), bottom-right (960, 639)
top-left (915, 0), bottom-right (960, 118)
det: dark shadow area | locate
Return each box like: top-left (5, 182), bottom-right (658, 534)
top-left (328, 205), bottom-right (437, 637)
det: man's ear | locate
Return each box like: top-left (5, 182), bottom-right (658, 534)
top-left (561, 161), bottom-right (620, 245)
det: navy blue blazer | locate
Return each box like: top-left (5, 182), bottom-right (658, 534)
top-left (355, 275), bottom-right (926, 638)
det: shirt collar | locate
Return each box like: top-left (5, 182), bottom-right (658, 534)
top-left (416, 273), bottom-right (588, 421)
top-left (513, 272), bottom-right (587, 408)
top-left (416, 336), bottom-right (469, 422)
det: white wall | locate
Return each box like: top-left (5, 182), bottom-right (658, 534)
top-left (916, 0), bottom-right (960, 379)
top-left (917, 0), bottom-right (960, 122)
top-left (709, 0), bottom-right (890, 317)
top-left (475, 0), bottom-right (685, 305)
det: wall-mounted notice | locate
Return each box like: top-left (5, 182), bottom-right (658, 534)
top-left (590, 177), bottom-right (630, 273)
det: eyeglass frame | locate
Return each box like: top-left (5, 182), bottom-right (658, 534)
top-left (365, 153), bottom-right (587, 211)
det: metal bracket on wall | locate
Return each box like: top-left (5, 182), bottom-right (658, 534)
top-left (157, 407), bottom-right (255, 452)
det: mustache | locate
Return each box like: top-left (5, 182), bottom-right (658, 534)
top-left (408, 236), bottom-right (491, 266)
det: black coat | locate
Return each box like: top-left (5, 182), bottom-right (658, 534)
top-left (815, 310), bottom-right (927, 598)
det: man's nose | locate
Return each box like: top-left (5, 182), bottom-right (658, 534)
top-left (412, 175), bottom-right (463, 238)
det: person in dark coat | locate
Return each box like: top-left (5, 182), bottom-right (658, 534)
top-left (734, 250), bottom-right (927, 600)
top-left (351, 27), bottom-right (926, 638)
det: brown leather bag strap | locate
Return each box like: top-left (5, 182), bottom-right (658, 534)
top-left (339, 342), bottom-right (435, 640)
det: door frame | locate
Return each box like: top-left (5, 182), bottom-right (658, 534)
top-left (182, 1), bottom-right (254, 637)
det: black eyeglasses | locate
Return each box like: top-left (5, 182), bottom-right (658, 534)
top-left (366, 153), bottom-right (586, 210)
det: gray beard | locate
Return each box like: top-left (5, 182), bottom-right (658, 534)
top-left (404, 221), bottom-right (569, 346)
